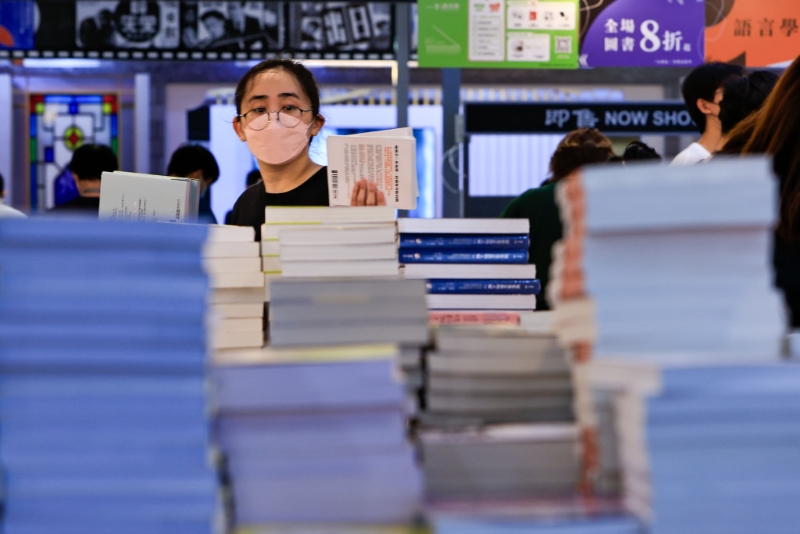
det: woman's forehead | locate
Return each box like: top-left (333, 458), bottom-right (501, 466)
top-left (245, 69), bottom-right (308, 101)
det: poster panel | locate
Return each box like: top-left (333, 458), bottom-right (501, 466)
top-left (75, 1), bottom-right (180, 49)
top-left (179, 1), bottom-right (284, 52)
top-left (705, 0), bottom-right (800, 67)
top-left (418, 0), bottom-right (579, 69)
top-left (286, 2), bottom-right (393, 56)
top-left (580, 0), bottom-right (705, 67)
top-left (0, 0), bottom-right (35, 50)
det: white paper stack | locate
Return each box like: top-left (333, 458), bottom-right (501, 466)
top-left (398, 218), bottom-right (538, 312)
top-left (211, 345), bottom-right (424, 529)
top-left (204, 225), bottom-right (264, 351)
top-left (261, 206), bottom-right (398, 292)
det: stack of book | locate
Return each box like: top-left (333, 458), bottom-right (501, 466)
top-left (268, 278), bottom-right (430, 416)
top-left (398, 219), bottom-right (538, 312)
top-left (416, 326), bottom-right (582, 503)
top-left (204, 225), bottom-right (265, 351)
top-left (268, 278), bottom-right (429, 348)
top-left (423, 328), bottom-right (574, 425)
top-left (590, 360), bottom-right (800, 534)
top-left (0, 218), bottom-right (219, 534)
top-left (432, 514), bottom-right (642, 534)
top-left (211, 345), bottom-right (424, 529)
top-left (261, 206), bottom-right (398, 286)
top-left (549, 157), bottom-right (784, 362)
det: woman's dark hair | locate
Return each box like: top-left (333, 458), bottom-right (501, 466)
top-left (718, 110), bottom-right (760, 156)
top-left (234, 59), bottom-right (321, 118)
top-left (623, 141), bottom-right (662, 162)
top-left (743, 56), bottom-right (800, 241)
top-left (548, 145), bottom-right (615, 183)
top-left (719, 70), bottom-right (779, 134)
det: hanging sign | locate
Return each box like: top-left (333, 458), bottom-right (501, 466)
top-left (706, 0), bottom-right (800, 67)
top-left (580, 0), bottom-right (705, 68)
top-left (418, 0), bottom-right (579, 69)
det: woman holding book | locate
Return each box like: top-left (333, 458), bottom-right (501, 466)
top-left (228, 59), bottom-right (383, 238)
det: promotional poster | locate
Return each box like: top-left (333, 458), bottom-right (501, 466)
top-left (580, 0), bottom-right (705, 67)
top-left (706, 0), bottom-right (800, 67)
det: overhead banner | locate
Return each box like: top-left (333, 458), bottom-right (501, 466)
top-left (417, 0), bottom-right (580, 69)
top-left (0, 1), bottom-right (395, 61)
top-left (706, 0), bottom-right (800, 67)
top-left (580, 0), bottom-right (705, 68)
top-left (465, 102), bottom-right (697, 134)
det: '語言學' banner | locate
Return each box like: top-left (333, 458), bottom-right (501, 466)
top-left (706, 0), bottom-right (800, 67)
top-left (580, 0), bottom-right (705, 68)
top-left (418, 0), bottom-right (579, 69)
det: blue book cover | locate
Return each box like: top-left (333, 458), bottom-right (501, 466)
top-left (426, 279), bottom-right (540, 295)
top-left (399, 249), bottom-right (529, 264)
top-left (399, 234), bottom-right (529, 249)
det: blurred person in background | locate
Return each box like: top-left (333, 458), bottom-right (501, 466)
top-left (672, 62), bottom-right (744, 166)
top-left (50, 143), bottom-right (117, 215)
top-left (501, 128), bottom-right (616, 310)
top-left (622, 141), bottom-right (662, 163)
top-left (0, 173), bottom-right (26, 219)
top-left (715, 71), bottom-right (780, 152)
top-left (167, 144), bottom-right (221, 224)
top-left (741, 56), bottom-right (800, 328)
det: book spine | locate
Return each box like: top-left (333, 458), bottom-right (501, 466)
top-left (399, 234), bottom-right (530, 249)
top-left (426, 279), bottom-right (540, 294)
top-left (427, 311), bottom-right (521, 326)
top-left (399, 249), bottom-right (529, 264)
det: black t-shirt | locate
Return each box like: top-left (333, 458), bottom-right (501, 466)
top-left (49, 196), bottom-right (100, 215)
top-left (228, 166), bottom-right (329, 240)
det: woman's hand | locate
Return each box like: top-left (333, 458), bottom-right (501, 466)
top-left (350, 179), bottom-right (386, 206)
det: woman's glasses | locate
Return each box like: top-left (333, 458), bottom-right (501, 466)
top-left (237, 105), bottom-right (312, 130)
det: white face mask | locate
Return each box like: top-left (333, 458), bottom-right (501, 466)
top-left (244, 113), bottom-right (312, 166)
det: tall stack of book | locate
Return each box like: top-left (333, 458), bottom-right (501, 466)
top-left (261, 206), bottom-right (398, 289)
top-left (204, 225), bottom-right (265, 352)
top-left (211, 278), bottom-right (429, 531)
top-left (547, 157), bottom-right (790, 529)
top-left (590, 361), bottom-right (800, 534)
top-left (416, 327), bottom-right (582, 502)
top-left (398, 219), bottom-right (538, 313)
top-left (0, 218), bottom-right (219, 534)
top-left (549, 157), bottom-right (784, 362)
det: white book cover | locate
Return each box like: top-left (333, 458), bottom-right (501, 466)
top-left (326, 128), bottom-right (418, 209)
top-left (207, 224), bottom-right (255, 242)
top-left (279, 243), bottom-right (397, 262)
top-left (209, 271), bottom-right (265, 289)
top-left (210, 303), bottom-right (264, 319)
top-left (203, 241), bottom-right (261, 259)
top-left (398, 218), bottom-right (529, 235)
top-left (281, 259), bottom-right (399, 278)
top-left (98, 171), bottom-right (199, 223)
top-left (401, 263), bottom-right (536, 279)
top-left (265, 206), bottom-right (396, 224)
top-left (209, 287), bottom-right (265, 304)
top-left (426, 294), bottom-right (537, 310)
top-left (203, 257), bottom-right (263, 273)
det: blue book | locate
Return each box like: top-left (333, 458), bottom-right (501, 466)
top-left (426, 279), bottom-right (540, 295)
top-left (399, 249), bottom-right (529, 264)
top-left (399, 234), bottom-right (530, 249)
top-left (0, 218), bottom-right (207, 249)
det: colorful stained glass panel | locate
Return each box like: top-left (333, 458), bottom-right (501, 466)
top-left (28, 93), bottom-right (119, 210)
